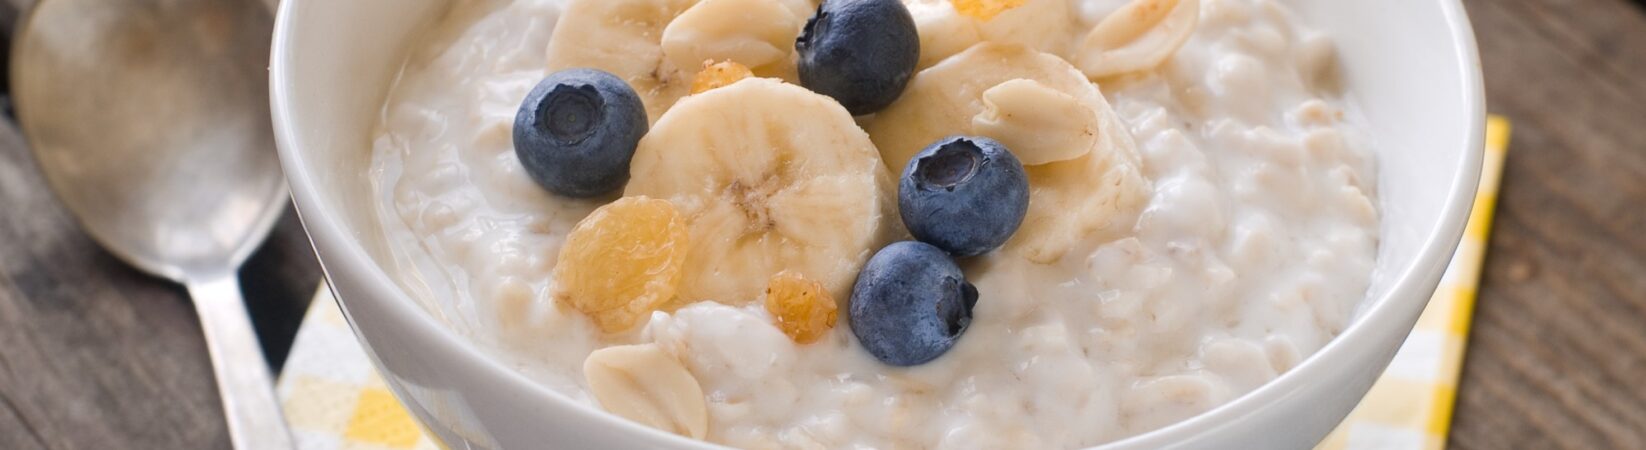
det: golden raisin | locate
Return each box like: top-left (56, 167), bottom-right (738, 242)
top-left (690, 61), bottom-right (754, 94)
top-left (552, 197), bottom-right (689, 333)
top-left (763, 271), bottom-right (838, 344)
top-left (951, 0), bottom-right (1026, 20)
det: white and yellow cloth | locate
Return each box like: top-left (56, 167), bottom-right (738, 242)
top-left (277, 118), bottom-right (1511, 450)
top-left (277, 295), bottom-right (441, 450)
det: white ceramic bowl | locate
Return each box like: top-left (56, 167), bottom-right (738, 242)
top-left (270, 1), bottom-right (1484, 447)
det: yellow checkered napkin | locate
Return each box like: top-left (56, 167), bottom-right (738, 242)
top-left (277, 296), bottom-right (440, 450)
top-left (278, 118), bottom-right (1510, 450)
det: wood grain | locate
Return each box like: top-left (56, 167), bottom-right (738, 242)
top-left (0, 0), bottom-right (1643, 449)
top-left (1453, 0), bottom-right (1646, 448)
top-left (0, 101), bottom-right (321, 448)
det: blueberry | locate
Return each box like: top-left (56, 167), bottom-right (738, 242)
top-left (849, 241), bottom-right (979, 366)
top-left (898, 136), bottom-right (1030, 257)
top-left (795, 0), bottom-right (919, 115)
top-left (513, 68), bottom-right (648, 198)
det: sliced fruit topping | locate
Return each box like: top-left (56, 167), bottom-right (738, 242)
top-left (968, 0), bottom-right (1076, 56)
top-left (949, 0), bottom-right (1024, 21)
top-left (849, 241), bottom-right (978, 366)
top-left (690, 61), bottom-right (754, 94)
top-left (866, 43), bottom-right (1150, 263)
top-left (584, 344), bottom-right (708, 438)
top-left (795, 0), bottom-right (920, 115)
top-left (547, 0), bottom-right (699, 123)
top-left (972, 78), bottom-right (1097, 165)
top-left (899, 136), bottom-right (1029, 257)
top-left (552, 197), bottom-right (689, 333)
top-left (663, 0), bottom-right (803, 73)
top-left (1075, 0), bottom-right (1201, 78)
top-left (902, 0), bottom-right (1074, 69)
top-left (764, 271), bottom-right (839, 344)
top-left (1014, 143), bottom-right (1150, 263)
top-left (514, 68), bottom-right (649, 198)
top-left (902, 0), bottom-right (983, 70)
top-left (625, 77), bottom-right (895, 308)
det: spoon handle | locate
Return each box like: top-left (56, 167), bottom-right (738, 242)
top-left (188, 276), bottom-right (295, 450)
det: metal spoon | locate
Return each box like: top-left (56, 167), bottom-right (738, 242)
top-left (11, 0), bottom-right (293, 448)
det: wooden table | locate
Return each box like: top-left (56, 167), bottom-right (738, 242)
top-left (0, 0), bottom-right (1643, 448)
top-left (1450, 1), bottom-right (1646, 448)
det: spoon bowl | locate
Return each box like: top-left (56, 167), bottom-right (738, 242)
top-left (12, 0), bottom-right (285, 282)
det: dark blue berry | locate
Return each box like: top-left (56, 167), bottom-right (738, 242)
top-left (513, 68), bottom-right (647, 198)
top-left (849, 241), bottom-right (979, 366)
top-left (898, 136), bottom-right (1030, 257)
top-left (795, 0), bottom-right (919, 115)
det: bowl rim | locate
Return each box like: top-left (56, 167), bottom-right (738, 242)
top-left (269, 0), bottom-right (1486, 447)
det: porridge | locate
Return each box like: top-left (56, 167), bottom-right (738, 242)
top-left (367, 0), bottom-right (1379, 447)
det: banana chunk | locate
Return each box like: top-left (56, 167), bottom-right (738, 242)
top-left (866, 43), bottom-right (1111, 172)
top-left (904, 0), bottom-right (983, 70)
top-left (584, 344), bottom-right (708, 439)
top-left (867, 43), bottom-right (1148, 263)
top-left (950, 0), bottom-right (1024, 21)
top-left (626, 78), bottom-right (895, 305)
top-left (662, 0), bottom-right (801, 73)
top-left (690, 61), bottom-right (755, 94)
top-left (972, 78), bottom-right (1097, 165)
top-left (901, 0), bottom-right (1075, 69)
top-left (1074, 0), bottom-right (1202, 78)
top-left (1015, 138), bottom-right (1150, 263)
top-left (546, 0), bottom-right (698, 123)
top-left (972, 0), bottom-right (1077, 56)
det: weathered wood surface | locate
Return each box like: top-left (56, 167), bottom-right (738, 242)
top-left (1451, 0), bottom-right (1646, 448)
top-left (1, 0), bottom-right (1644, 448)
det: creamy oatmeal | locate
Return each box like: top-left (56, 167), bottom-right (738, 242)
top-left (368, 0), bottom-right (1379, 447)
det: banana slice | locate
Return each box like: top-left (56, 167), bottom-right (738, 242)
top-left (972, 78), bottom-right (1097, 165)
top-left (1074, 0), bottom-right (1202, 78)
top-left (661, 0), bottom-right (802, 74)
top-left (867, 43), bottom-right (1108, 171)
top-left (904, 0), bottom-right (983, 70)
top-left (972, 0), bottom-right (1077, 56)
top-left (690, 61), bottom-right (755, 94)
top-left (901, 0), bottom-right (1075, 69)
top-left (773, 0), bottom-right (819, 17)
top-left (625, 78), bottom-right (895, 305)
top-left (865, 43), bottom-right (1149, 263)
top-left (1015, 137), bottom-right (1150, 263)
top-left (546, 0), bottom-right (698, 123)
